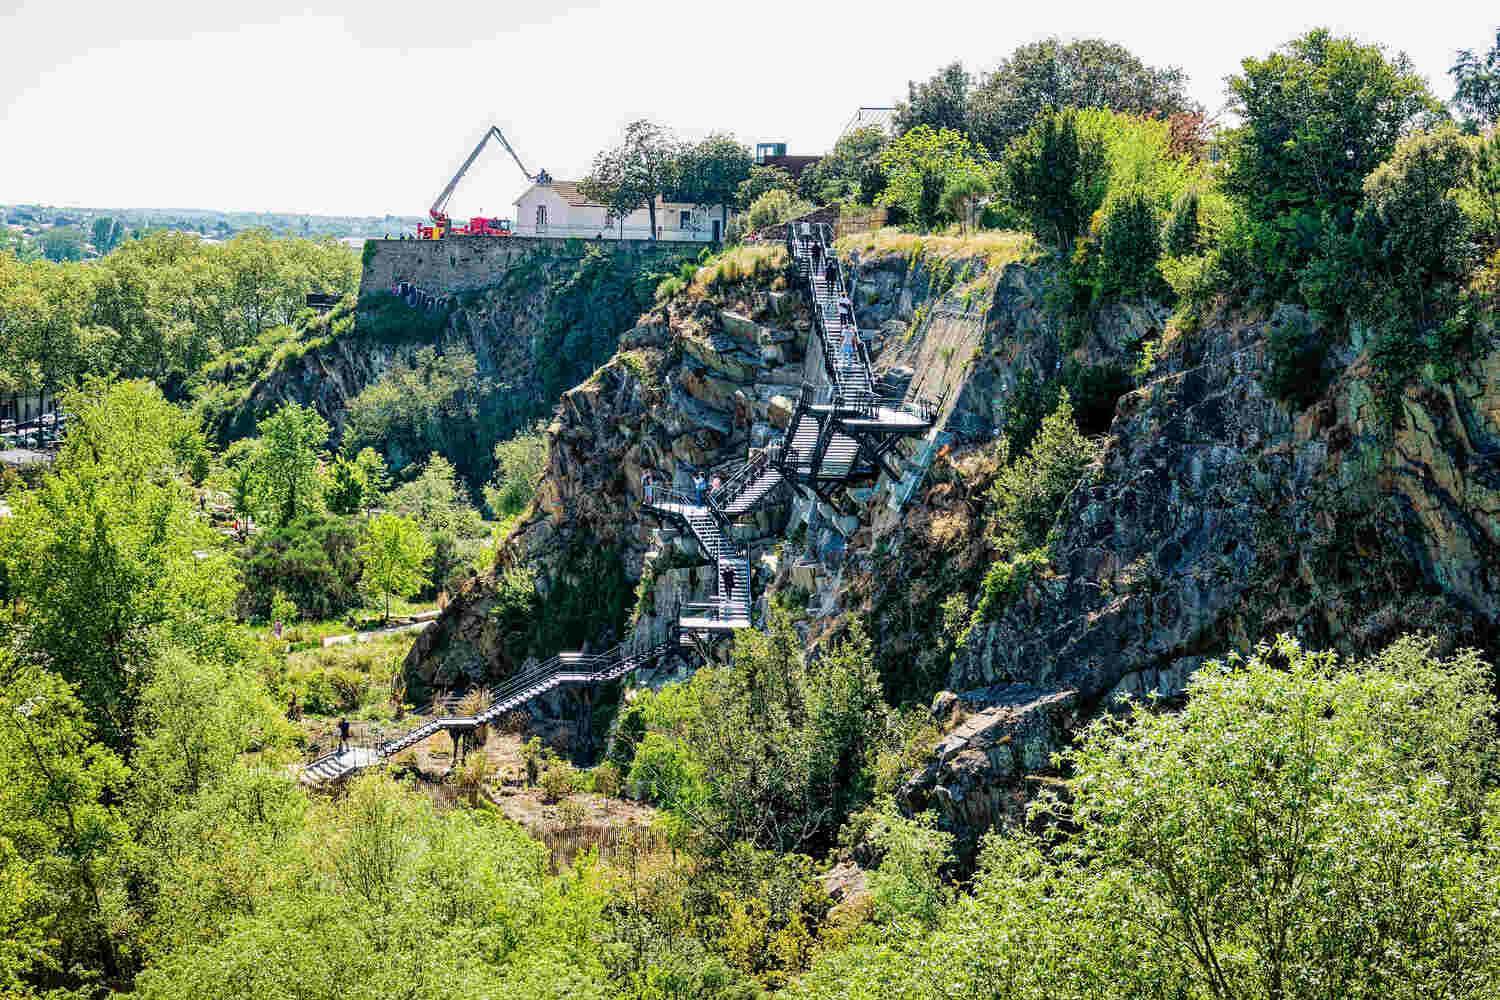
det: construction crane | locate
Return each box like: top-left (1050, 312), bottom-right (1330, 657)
top-left (418, 125), bottom-right (551, 239)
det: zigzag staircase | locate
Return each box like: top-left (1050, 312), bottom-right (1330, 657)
top-left (301, 221), bottom-right (939, 787)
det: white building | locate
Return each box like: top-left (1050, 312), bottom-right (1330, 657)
top-left (513, 181), bottom-right (724, 242)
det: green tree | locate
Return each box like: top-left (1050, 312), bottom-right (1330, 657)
top-left (39, 226), bottom-right (87, 262)
top-left (877, 126), bottom-right (991, 230)
top-left (1451, 29), bottom-right (1500, 130)
top-left (968, 37), bottom-right (1195, 156)
top-left (1095, 188), bottom-right (1164, 297)
top-left (357, 513), bottom-right (433, 623)
top-left (895, 61), bottom-right (972, 136)
top-left (988, 393), bottom-right (1097, 553)
top-left (1221, 29), bottom-right (1440, 298)
top-left (942, 169), bottom-right (992, 233)
top-left (673, 134), bottom-right (752, 235)
top-left (794, 635), bottom-right (1500, 1000)
top-left (579, 119), bottom-right (682, 240)
top-left (485, 425), bottom-right (547, 517)
top-left (91, 217), bottom-right (124, 255)
top-left (254, 402), bottom-right (329, 527)
top-left (325, 452), bottom-right (370, 517)
top-left (734, 164), bottom-right (797, 210)
top-left (745, 189), bottom-right (812, 232)
top-left (0, 381), bottom-right (236, 747)
top-left (0, 662), bottom-right (132, 989)
top-left (1003, 108), bottom-right (1110, 250)
top-left (1354, 126), bottom-right (1479, 341)
top-left (798, 126), bottom-right (889, 206)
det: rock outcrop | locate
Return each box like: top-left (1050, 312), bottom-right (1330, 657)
top-left (400, 233), bottom-right (1500, 853)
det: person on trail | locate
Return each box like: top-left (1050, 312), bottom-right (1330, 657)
top-left (839, 292), bottom-right (854, 327)
top-left (824, 258), bottom-right (838, 289)
top-left (721, 565), bottom-right (736, 603)
top-left (694, 473), bottom-right (706, 505)
top-left (642, 471), bottom-right (654, 506)
top-left (337, 717), bottom-right (351, 754)
top-left (711, 474), bottom-right (722, 498)
top-left (842, 326), bottom-right (856, 361)
top-left (811, 240), bottom-right (823, 271)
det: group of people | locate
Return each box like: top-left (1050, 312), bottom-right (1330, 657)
top-left (639, 470), bottom-right (721, 507)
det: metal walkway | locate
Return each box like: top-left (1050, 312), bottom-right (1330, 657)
top-left (301, 222), bottom-right (939, 787)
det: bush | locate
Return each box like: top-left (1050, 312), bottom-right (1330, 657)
top-left (540, 760), bottom-right (577, 802)
top-left (989, 394), bottom-right (1098, 553)
top-left (746, 189), bottom-right (812, 231)
top-left (1095, 189), bottom-right (1164, 298)
top-left (1263, 308), bottom-right (1329, 408)
top-left (239, 512), bottom-right (362, 620)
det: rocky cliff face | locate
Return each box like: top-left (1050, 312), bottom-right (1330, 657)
top-left (405, 270), bottom-right (815, 692)
top-left (900, 304), bottom-right (1499, 851)
top-left (205, 242), bottom-right (696, 486)
top-left (402, 236), bottom-right (1500, 852)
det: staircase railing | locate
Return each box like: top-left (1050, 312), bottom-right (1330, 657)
top-left (709, 449), bottom-right (773, 510)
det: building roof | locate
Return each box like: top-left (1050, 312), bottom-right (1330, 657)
top-left (840, 106), bottom-right (898, 138)
top-left (759, 155), bottom-right (821, 180)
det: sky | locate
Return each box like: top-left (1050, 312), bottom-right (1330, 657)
top-left (0, 0), bottom-right (1494, 221)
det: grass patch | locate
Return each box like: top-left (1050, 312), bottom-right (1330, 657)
top-left (837, 228), bottom-right (1038, 271)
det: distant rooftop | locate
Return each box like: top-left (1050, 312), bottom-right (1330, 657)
top-left (840, 106), bottom-right (898, 138)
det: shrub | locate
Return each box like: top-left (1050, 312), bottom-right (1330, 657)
top-left (1262, 308), bottom-right (1329, 408)
top-left (989, 393), bottom-right (1098, 553)
top-left (1161, 187), bottom-right (1202, 256)
top-left (239, 512), bottom-right (363, 620)
top-left (746, 189), bottom-right (812, 232)
top-left (540, 760), bottom-right (577, 802)
top-left (1095, 189), bottom-right (1164, 297)
top-left (974, 547), bottom-right (1048, 622)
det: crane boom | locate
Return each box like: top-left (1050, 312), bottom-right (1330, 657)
top-left (429, 125), bottom-right (550, 222)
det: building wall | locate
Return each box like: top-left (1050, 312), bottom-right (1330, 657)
top-left (357, 235), bottom-right (696, 297)
top-left (511, 188), bottom-right (722, 242)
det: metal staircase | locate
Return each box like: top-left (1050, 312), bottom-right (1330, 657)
top-left (301, 633), bottom-right (680, 785)
top-left (301, 221), bottom-right (941, 788)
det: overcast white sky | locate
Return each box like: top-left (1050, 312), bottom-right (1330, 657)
top-left (0, 0), bottom-right (1493, 219)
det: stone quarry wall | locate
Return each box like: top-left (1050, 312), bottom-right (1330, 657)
top-left (358, 235), bottom-right (684, 296)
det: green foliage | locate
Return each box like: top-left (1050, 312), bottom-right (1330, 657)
top-left (865, 808), bottom-right (953, 927)
top-left (342, 346), bottom-right (482, 479)
top-left (325, 447), bottom-right (388, 517)
top-left (485, 424), bottom-right (547, 517)
top-left (0, 229), bottom-right (357, 397)
top-left (988, 394), bottom-right (1096, 553)
top-left (734, 164), bottom-right (797, 210)
top-left (240, 512), bottom-right (363, 620)
top-left (357, 514), bottom-right (433, 623)
top-left (1002, 109), bottom-right (1110, 250)
top-left (797, 126), bottom-right (889, 206)
top-left (0, 380), bottom-right (237, 748)
top-left (1094, 188), bottom-right (1164, 297)
top-left (622, 614), bottom-right (893, 854)
top-left (0, 660), bottom-right (132, 989)
top-left (39, 225), bottom-right (87, 262)
top-left (1351, 126), bottom-right (1483, 390)
top-left (132, 773), bottom-right (622, 1000)
top-left (1161, 186), bottom-right (1203, 257)
top-left (253, 402), bottom-right (329, 527)
top-left (974, 547), bottom-right (1048, 623)
top-left (745, 189), bottom-right (812, 231)
top-left (672, 134), bottom-right (752, 227)
top-left (967, 37), bottom-right (1195, 156)
top-left (1451, 28), bottom-right (1500, 130)
top-left (895, 62), bottom-right (973, 136)
top-left (579, 119), bottom-right (682, 237)
top-left (877, 126), bottom-right (991, 230)
top-left (1221, 29), bottom-right (1440, 300)
top-left (794, 635), bottom-right (1500, 999)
